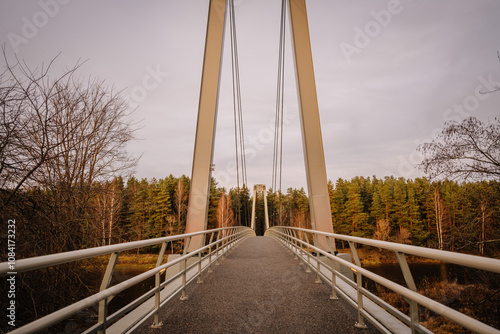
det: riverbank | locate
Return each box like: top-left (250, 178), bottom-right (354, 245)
top-left (92, 253), bottom-right (164, 271)
top-left (375, 279), bottom-right (499, 333)
top-left (336, 247), bottom-right (441, 266)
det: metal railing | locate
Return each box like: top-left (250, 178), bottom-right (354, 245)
top-left (265, 226), bottom-right (500, 334)
top-left (0, 226), bottom-right (255, 334)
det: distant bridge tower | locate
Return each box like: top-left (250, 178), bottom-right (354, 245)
top-left (250, 184), bottom-right (270, 233)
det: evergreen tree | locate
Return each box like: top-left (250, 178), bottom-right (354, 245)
top-left (152, 177), bottom-right (173, 237)
top-left (393, 177), bottom-right (411, 243)
top-left (207, 177), bottom-right (223, 230)
top-left (230, 185), bottom-right (251, 227)
top-left (406, 180), bottom-right (427, 246)
top-left (330, 178), bottom-right (349, 235)
top-left (343, 180), bottom-right (370, 237)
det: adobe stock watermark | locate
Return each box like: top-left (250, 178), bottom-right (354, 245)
top-left (339, 0), bottom-right (411, 63)
top-left (396, 74), bottom-right (500, 178)
top-left (123, 64), bottom-right (169, 109)
top-left (6, 219), bottom-right (16, 327)
top-left (7, 0), bottom-right (71, 53)
top-left (212, 108), bottom-right (296, 185)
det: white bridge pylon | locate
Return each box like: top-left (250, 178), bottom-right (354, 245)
top-left (185, 0), bottom-right (334, 252)
top-left (250, 184), bottom-right (270, 233)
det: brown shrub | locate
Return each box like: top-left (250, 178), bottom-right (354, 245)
top-left (375, 280), bottom-right (499, 333)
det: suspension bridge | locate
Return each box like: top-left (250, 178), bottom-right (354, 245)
top-left (1, 0), bottom-right (500, 333)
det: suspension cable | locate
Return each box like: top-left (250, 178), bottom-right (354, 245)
top-left (229, 0), bottom-right (247, 225)
top-left (272, 0), bottom-right (287, 226)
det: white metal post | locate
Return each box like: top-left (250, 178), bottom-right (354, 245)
top-left (287, 0), bottom-right (334, 251)
top-left (250, 186), bottom-right (257, 231)
top-left (185, 0), bottom-right (227, 253)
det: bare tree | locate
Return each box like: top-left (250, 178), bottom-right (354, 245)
top-left (93, 179), bottom-right (123, 246)
top-left (0, 50), bottom-right (83, 202)
top-left (418, 117), bottom-right (500, 181)
top-left (433, 188), bottom-right (446, 250)
top-left (481, 51), bottom-right (500, 94)
top-left (175, 178), bottom-right (188, 233)
top-left (216, 190), bottom-right (234, 228)
top-left (0, 49), bottom-right (138, 251)
top-left (0, 50), bottom-right (139, 324)
top-left (373, 219), bottom-right (390, 241)
top-left (1, 49), bottom-right (137, 204)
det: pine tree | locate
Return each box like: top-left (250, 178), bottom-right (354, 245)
top-left (344, 180), bottom-right (369, 237)
top-left (330, 178), bottom-right (349, 236)
top-left (406, 180), bottom-right (427, 245)
top-left (206, 177), bottom-right (222, 230)
top-left (153, 178), bottom-right (173, 236)
top-left (393, 177), bottom-right (411, 244)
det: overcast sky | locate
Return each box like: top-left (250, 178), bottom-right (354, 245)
top-left (1, 0), bottom-right (499, 190)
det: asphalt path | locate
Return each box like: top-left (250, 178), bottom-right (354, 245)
top-left (136, 236), bottom-right (378, 334)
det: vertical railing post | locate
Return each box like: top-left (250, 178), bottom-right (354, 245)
top-left (327, 237), bottom-right (338, 300)
top-left (303, 231), bottom-right (312, 273)
top-left (348, 241), bottom-right (367, 329)
top-left (151, 242), bottom-right (167, 328)
top-left (225, 228), bottom-right (230, 253)
top-left (286, 228), bottom-right (294, 253)
top-left (228, 228), bottom-right (235, 251)
top-left (180, 237), bottom-right (191, 301)
top-left (208, 231), bottom-right (215, 273)
top-left (221, 229), bottom-right (227, 260)
top-left (286, 228), bottom-right (297, 252)
top-left (197, 249), bottom-right (203, 284)
top-left (98, 251), bottom-right (120, 334)
top-left (99, 300), bottom-right (108, 334)
top-left (229, 228), bottom-right (234, 249)
top-left (292, 229), bottom-right (299, 259)
top-left (396, 251), bottom-right (418, 333)
top-left (313, 233), bottom-right (321, 283)
top-left (227, 228), bottom-right (232, 251)
top-left (283, 228), bottom-right (289, 249)
top-left (297, 231), bottom-right (306, 266)
top-left (215, 230), bottom-right (222, 265)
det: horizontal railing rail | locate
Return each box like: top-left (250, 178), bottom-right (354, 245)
top-left (265, 226), bottom-right (500, 334)
top-left (1, 226), bottom-right (255, 334)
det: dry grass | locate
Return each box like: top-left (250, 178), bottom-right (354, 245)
top-left (375, 280), bottom-right (500, 333)
top-left (336, 247), bottom-right (440, 266)
top-left (92, 253), bottom-right (167, 270)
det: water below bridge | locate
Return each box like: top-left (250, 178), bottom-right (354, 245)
top-left (134, 236), bottom-right (378, 333)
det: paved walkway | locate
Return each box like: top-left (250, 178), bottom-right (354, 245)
top-left (136, 236), bottom-right (378, 334)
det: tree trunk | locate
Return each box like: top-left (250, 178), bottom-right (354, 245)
top-left (433, 188), bottom-right (444, 250)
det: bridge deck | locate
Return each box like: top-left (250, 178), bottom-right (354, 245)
top-left (136, 236), bottom-right (377, 333)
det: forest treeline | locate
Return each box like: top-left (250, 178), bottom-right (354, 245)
top-left (328, 176), bottom-right (499, 256)
top-left (9, 174), bottom-right (498, 258)
top-left (121, 175), bottom-right (500, 257)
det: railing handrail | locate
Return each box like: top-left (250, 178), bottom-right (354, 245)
top-left (3, 226), bottom-right (255, 334)
top-left (274, 226), bottom-right (500, 274)
top-left (266, 226), bottom-right (500, 334)
top-left (0, 226), bottom-right (245, 276)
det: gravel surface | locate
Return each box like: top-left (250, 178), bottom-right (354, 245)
top-left (136, 236), bottom-right (378, 334)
